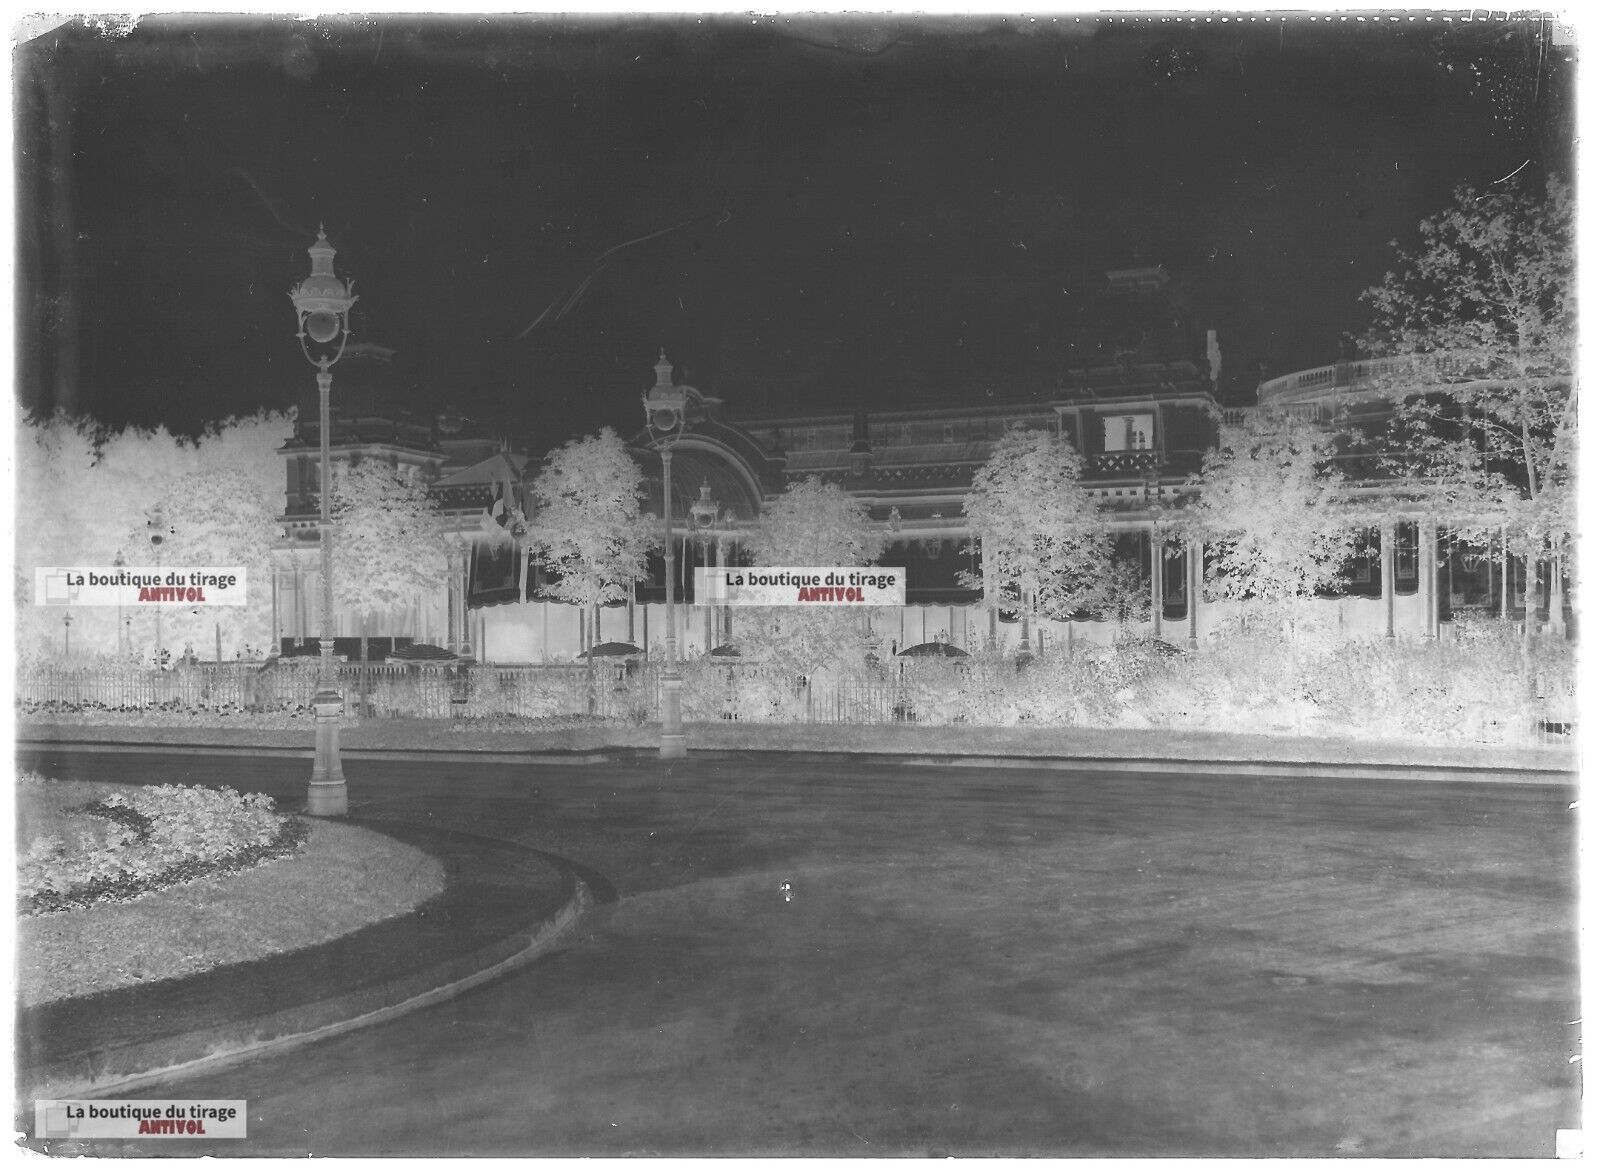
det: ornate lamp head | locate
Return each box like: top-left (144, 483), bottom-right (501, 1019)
top-left (689, 480), bottom-right (720, 531)
top-left (290, 227), bottom-right (358, 358)
top-left (642, 349), bottom-right (690, 441)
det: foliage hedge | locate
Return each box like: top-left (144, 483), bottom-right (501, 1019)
top-left (670, 621), bottom-right (1571, 746)
top-left (18, 775), bottom-right (310, 917)
top-left (15, 620), bottom-right (1573, 747)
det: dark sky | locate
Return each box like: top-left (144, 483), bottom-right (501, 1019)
top-left (14, 12), bottom-right (1574, 445)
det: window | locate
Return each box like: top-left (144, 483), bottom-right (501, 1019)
top-left (1103, 413), bottom-right (1154, 452)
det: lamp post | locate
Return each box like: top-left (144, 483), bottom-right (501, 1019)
top-left (643, 351), bottom-right (690, 759)
top-left (147, 510), bottom-right (165, 666)
top-left (689, 480), bottom-right (720, 651)
top-left (289, 226), bottom-right (358, 816)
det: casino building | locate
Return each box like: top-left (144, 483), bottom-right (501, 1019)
top-left (269, 265), bottom-right (1560, 663)
top-left (270, 267), bottom-right (1232, 661)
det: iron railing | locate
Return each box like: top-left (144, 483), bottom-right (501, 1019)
top-left (16, 653), bottom-right (1575, 744)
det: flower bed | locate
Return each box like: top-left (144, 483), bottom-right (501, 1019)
top-left (18, 774), bottom-right (310, 917)
top-left (15, 698), bottom-right (363, 730)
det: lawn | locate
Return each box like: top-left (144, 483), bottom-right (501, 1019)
top-left (15, 777), bottom-right (444, 1006)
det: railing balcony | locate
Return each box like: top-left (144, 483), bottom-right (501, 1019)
top-left (1087, 450), bottom-right (1162, 477)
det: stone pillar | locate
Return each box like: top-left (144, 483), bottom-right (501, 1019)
top-left (271, 567), bottom-right (281, 653)
top-left (716, 538), bottom-right (729, 647)
top-left (1149, 525), bottom-right (1163, 640)
top-left (1187, 539), bottom-right (1201, 650)
top-left (445, 550), bottom-right (458, 651)
top-left (1549, 552), bottom-right (1567, 638)
top-left (1381, 522), bottom-right (1396, 640)
top-left (1420, 521), bottom-right (1438, 638)
top-left (982, 531), bottom-right (998, 649)
top-left (1500, 527), bottom-right (1510, 620)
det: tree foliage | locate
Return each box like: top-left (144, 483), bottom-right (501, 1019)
top-left (330, 457), bottom-right (449, 621)
top-left (744, 476), bottom-right (884, 568)
top-left (738, 476), bottom-right (886, 671)
top-left (1360, 175), bottom-right (1574, 557)
top-left (960, 427), bottom-right (1110, 620)
top-left (527, 428), bottom-right (654, 611)
top-left (1178, 411), bottom-right (1356, 613)
top-left (15, 409), bottom-right (291, 660)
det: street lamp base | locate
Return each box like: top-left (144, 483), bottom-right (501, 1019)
top-left (659, 733), bottom-right (687, 759)
top-left (307, 781), bottom-right (349, 817)
top-left (308, 688), bottom-right (346, 816)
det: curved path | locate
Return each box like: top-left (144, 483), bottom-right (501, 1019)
top-left (16, 747), bottom-right (1579, 1157)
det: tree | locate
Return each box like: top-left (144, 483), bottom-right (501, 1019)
top-left (135, 468), bottom-right (279, 660)
top-left (1179, 410), bottom-right (1356, 628)
top-left (745, 476), bottom-right (885, 567)
top-left (1360, 176), bottom-right (1574, 578)
top-left (15, 408), bottom-right (292, 662)
top-left (527, 429), bottom-right (654, 697)
top-left (735, 477), bottom-right (888, 672)
top-left (330, 457), bottom-right (450, 685)
top-left (960, 428), bottom-right (1111, 637)
top-left (127, 411), bottom-right (292, 660)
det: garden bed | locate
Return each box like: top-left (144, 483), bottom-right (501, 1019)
top-left (18, 774), bottom-right (310, 916)
top-left (15, 776), bottom-right (445, 1007)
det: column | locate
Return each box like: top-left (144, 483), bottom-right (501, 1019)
top-left (1186, 539), bottom-right (1200, 649)
top-left (445, 550), bottom-right (458, 651)
top-left (982, 532), bottom-right (997, 649)
top-left (1381, 522), bottom-right (1396, 640)
top-left (1149, 525), bottom-right (1163, 640)
top-left (1500, 527), bottom-right (1510, 620)
top-left (1550, 551), bottom-right (1567, 638)
top-left (1420, 521), bottom-right (1437, 638)
top-left (716, 539), bottom-right (729, 648)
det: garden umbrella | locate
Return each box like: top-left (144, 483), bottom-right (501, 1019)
top-left (390, 643), bottom-right (458, 662)
top-left (582, 641), bottom-right (644, 659)
top-left (897, 641), bottom-right (969, 657)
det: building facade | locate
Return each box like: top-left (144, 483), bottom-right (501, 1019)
top-left (269, 266), bottom-right (1560, 663)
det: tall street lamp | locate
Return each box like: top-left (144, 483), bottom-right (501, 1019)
top-left (689, 480), bottom-right (720, 652)
top-left (643, 351), bottom-right (689, 759)
top-left (146, 509), bottom-right (166, 666)
top-left (289, 226), bottom-right (358, 817)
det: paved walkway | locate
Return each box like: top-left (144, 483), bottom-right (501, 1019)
top-left (14, 745), bottom-right (1581, 1157)
top-left (16, 718), bottom-right (1579, 782)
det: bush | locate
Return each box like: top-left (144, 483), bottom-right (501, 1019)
top-left (18, 776), bottom-right (309, 916)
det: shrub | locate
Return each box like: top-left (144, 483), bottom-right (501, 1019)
top-left (18, 779), bottom-right (309, 916)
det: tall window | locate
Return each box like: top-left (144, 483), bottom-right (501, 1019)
top-left (1103, 413), bottom-right (1154, 452)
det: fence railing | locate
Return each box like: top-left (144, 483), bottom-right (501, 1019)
top-left (13, 661), bottom-right (662, 722)
top-left (16, 652), bottom-right (1576, 745)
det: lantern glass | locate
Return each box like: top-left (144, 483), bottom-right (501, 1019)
top-left (306, 310), bottom-right (341, 344)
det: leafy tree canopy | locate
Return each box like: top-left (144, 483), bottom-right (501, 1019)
top-left (1360, 175), bottom-right (1573, 555)
top-left (1179, 411), bottom-right (1355, 610)
top-left (960, 427), bottom-right (1110, 619)
top-left (744, 476), bottom-right (884, 568)
top-left (528, 427), bottom-right (654, 609)
top-left (330, 457), bottom-right (449, 617)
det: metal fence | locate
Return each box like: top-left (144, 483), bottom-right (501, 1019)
top-left (15, 654), bottom-right (1576, 744)
top-left (14, 660), bottom-right (662, 723)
